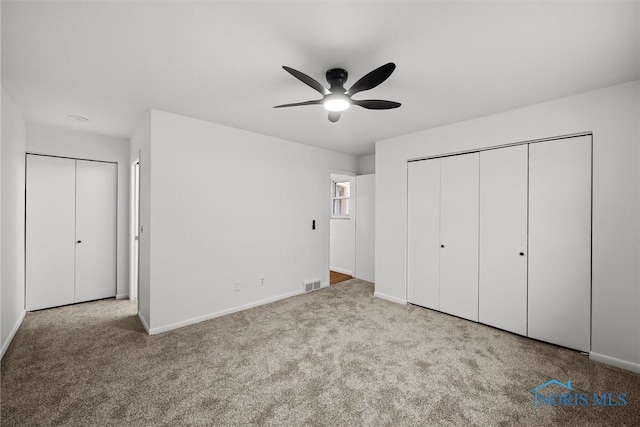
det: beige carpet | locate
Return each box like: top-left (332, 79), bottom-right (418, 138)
top-left (2, 279), bottom-right (639, 426)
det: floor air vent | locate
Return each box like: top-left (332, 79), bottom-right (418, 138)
top-left (303, 279), bottom-right (321, 293)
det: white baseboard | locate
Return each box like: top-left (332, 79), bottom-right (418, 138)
top-left (590, 352), bottom-right (640, 374)
top-left (148, 289), bottom-right (306, 335)
top-left (116, 293), bottom-right (129, 300)
top-left (320, 282), bottom-right (330, 289)
top-left (374, 291), bottom-right (407, 305)
top-left (137, 311), bottom-right (150, 334)
top-left (1, 310), bottom-right (26, 360)
top-left (330, 267), bottom-right (353, 276)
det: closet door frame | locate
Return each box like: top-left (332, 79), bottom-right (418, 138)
top-left (25, 153), bottom-right (118, 310)
top-left (406, 132), bottom-right (592, 351)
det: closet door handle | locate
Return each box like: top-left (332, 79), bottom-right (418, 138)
top-left (76, 240), bottom-right (82, 244)
top-left (441, 245), bottom-right (445, 248)
top-left (519, 252), bottom-right (525, 256)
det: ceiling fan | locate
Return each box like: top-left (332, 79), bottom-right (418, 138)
top-left (274, 62), bottom-right (401, 122)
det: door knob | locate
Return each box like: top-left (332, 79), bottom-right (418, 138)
top-left (519, 252), bottom-right (525, 256)
top-left (441, 245), bottom-right (445, 248)
top-left (76, 240), bottom-right (82, 244)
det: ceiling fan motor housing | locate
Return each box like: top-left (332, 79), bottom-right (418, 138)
top-left (326, 68), bottom-right (348, 92)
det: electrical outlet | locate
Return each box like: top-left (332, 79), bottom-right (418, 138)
top-left (234, 281), bottom-right (241, 291)
top-left (260, 277), bottom-right (264, 286)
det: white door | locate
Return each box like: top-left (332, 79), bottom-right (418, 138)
top-left (355, 174), bottom-right (375, 282)
top-left (75, 160), bottom-right (117, 302)
top-left (26, 155), bottom-right (76, 310)
top-left (407, 159), bottom-right (441, 309)
top-left (439, 153), bottom-right (479, 321)
top-left (479, 145), bottom-right (528, 335)
top-left (131, 159), bottom-right (140, 301)
top-left (528, 136), bottom-right (591, 352)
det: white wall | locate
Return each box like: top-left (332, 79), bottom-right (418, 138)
top-left (25, 123), bottom-right (130, 298)
top-left (1, 88), bottom-right (26, 358)
top-left (329, 173), bottom-right (356, 276)
top-left (147, 110), bottom-right (358, 333)
top-left (355, 174), bottom-right (375, 283)
top-left (358, 154), bottom-right (375, 174)
top-left (130, 112), bottom-right (151, 331)
top-left (376, 80), bottom-right (640, 372)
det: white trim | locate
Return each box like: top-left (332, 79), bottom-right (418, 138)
top-left (320, 282), bottom-right (330, 289)
top-left (330, 267), bottom-right (353, 276)
top-left (589, 352), bottom-right (640, 374)
top-left (374, 291), bottom-right (407, 305)
top-left (116, 293), bottom-right (129, 300)
top-left (137, 311), bottom-right (150, 334)
top-left (406, 132), bottom-right (592, 163)
top-left (1, 310), bottom-right (26, 360)
top-left (129, 157), bottom-right (140, 302)
top-left (148, 289), bottom-right (306, 335)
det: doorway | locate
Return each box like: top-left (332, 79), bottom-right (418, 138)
top-left (329, 172), bottom-right (356, 285)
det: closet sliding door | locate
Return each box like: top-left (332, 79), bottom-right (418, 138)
top-left (528, 136), bottom-right (591, 352)
top-left (26, 155), bottom-right (77, 310)
top-left (407, 159), bottom-right (440, 310)
top-left (439, 153), bottom-right (479, 322)
top-left (407, 136), bottom-right (591, 351)
top-left (75, 160), bottom-right (117, 303)
top-left (479, 145), bottom-right (528, 335)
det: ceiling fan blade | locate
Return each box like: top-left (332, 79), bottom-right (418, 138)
top-left (352, 99), bottom-right (401, 110)
top-left (346, 63), bottom-right (396, 96)
top-left (282, 66), bottom-right (329, 96)
top-left (273, 100), bottom-right (323, 108)
top-left (328, 111), bottom-right (341, 122)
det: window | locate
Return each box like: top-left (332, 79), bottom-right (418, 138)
top-left (332, 181), bottom-right (351, 217)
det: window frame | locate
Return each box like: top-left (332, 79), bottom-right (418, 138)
top-left (331, 180), bottom-right (351, 219)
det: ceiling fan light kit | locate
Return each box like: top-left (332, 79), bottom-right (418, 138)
top-left (275, 63), bottom-right (401, 122)
top-left (323, 94), bottom-right (350, 112)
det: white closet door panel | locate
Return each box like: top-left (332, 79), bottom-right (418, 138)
top-left (407, 159), bottom-right (440, 309)
top-left (528, 136), bottom-right (591, 352)
top-left (479, 145), bottom-right (528, 335)
top-left (75, 160), bottom-right (117, 302)
top-left (26, 155), bottom-right (76, 310)
top-left (440, 153), bottom-right (479, 321)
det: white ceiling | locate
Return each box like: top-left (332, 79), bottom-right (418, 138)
top-left (2, 1), bottom-right (638, 156)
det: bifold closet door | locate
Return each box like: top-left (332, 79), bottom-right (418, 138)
top-left (407, 159), bottom-right (441, 309)
top-left (75, 160), bottom-right (117, 302)
top-left (27, 155), bottom-right (117, 310)
top-left (439, 153), bottom-right (479, 321)
top-left (26, 155), bottom-right (76, 310)
top-left (528, 136), bottom-right (591, 352)
top-left (479, 145), bottom-right (528, 335)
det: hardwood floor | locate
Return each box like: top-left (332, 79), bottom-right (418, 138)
top-left (330, 271), bottom-right (353, 285)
